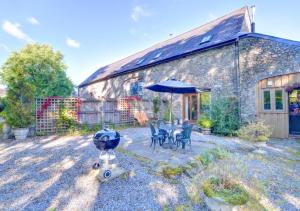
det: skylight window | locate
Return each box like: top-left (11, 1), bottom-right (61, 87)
top-left (153, 52), bottom-right (162, 60)
top-left (200, 35), bottom-right (212, 44)
top-left (136, 58), bottom-right (145, 65)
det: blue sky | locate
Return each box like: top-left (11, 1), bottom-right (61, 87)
top-left (1, 0), bottom-right (300, 86)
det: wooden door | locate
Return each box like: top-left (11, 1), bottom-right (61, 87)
top-left (182, 94), bottom-right (198, 122)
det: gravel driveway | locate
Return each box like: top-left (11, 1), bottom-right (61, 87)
top-left (0, 128), bottom-right (299, 211)
top-left (0, 134), bottom-right (199, 211)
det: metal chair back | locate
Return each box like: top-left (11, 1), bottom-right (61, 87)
top-left (182, 124), bottom-right (193, 139)
top-left (149, 123), bottom-right (157, 136)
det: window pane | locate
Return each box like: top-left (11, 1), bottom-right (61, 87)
top-left (275, 90), bottom-right (283, 110)
top-left (263, 90), bottom-right (271, 110)
top-left (200, 92), bottom-right (211, 114)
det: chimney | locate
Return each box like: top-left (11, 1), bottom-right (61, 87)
top-left (250, 5), bottom-right (256, 32)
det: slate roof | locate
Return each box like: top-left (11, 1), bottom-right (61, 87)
top-left (79, 7), bottom-right (251, 87)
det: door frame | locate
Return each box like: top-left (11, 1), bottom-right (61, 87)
top-left (288, 88), bottom-right (300, 136)
top-left (182, 93), bottom-right (199, 122)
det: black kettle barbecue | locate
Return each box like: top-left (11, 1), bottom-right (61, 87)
top-left (92, 128), bottom-right (121, 170)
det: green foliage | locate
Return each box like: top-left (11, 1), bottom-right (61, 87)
top-left (0, 97), bottom-right (32, 128)
top-left (203, 177), bottom-right (249, 205)
top-left (0, 44), bottom-right (74, 127)
top-left (57, 106), bottom-right (78, 129)
top-left (211, 97), bottom-right (240, 136)
top-left (163, 106), bottom-right (174, 122)
top-left (1, 44), bottom-right (73, 98)
top-left (162, 166), bottom-right (188, 179)
top-left (152, 96), bottom-right (161, 119)
top-left (197, 114), bottom-right (213, 129)
top-left (238, 120), bottom-right (271, 142)
top-left (195, 147), bottom-right (229, 167)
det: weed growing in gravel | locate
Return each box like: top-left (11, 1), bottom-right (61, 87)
top-left (162, 166), bottom-right (188, 179)
top-left (174, 203), bottom-right (192, 211)
top-left (195, 147), bottom-right (229, 167)
top-left (202, 176), bottom-right (249, 205)
top-left (116, 147), bottom-right (151, 165)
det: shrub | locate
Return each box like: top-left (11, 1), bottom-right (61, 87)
top-left (163, 106), bottom-right (174, 122)
top-left (1, 97), bottom-right (32, 128)
top-left (238, 120), bottom-right (271, 142)
top-left (197, 114), bottom-right (213, 129)
top-left (203, 177), bottom-right (249, 205)
top-left (195, 147), bottom-right (229, 166)
top-left (152, 96), bottom-right (161, 119)
top-left (211, 97), bottom-right (240, 136)
top-left (57, 106), bottom-right (78, 129)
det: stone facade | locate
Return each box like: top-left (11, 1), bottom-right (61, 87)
top-left (79, 36), bottom-right (300, 123)
top-left (79, 44), bottom-right (238, 120)
top-left (239, 36), bottom-right (300, 121)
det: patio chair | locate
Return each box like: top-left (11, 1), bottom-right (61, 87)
top-left (175, 124), bottom-right (193, 149)
top-left (149, 123), bottom-right (165, 150)
top-left (157, 119), bottom-right (166, 128)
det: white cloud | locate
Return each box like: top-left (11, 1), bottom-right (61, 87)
top-left (27, 16), bottom-right (39, 25)
top-left (2, 20), bottom-right (33, 42)
top-left (131, 5), bottom-right (150, 22)
top-left (66, 38), bottom-right (80, 48)
top-left (0, 43), bottom-right (10, 52)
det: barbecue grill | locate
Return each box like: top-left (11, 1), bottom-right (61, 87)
top-left (92, 128), bottom-right (121, 174)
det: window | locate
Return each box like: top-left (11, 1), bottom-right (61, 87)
top-left (153, 52), bottom-right (162, 60)
top-left (200, 35), bottom-right (212, 44)
top-left (136, 58), bottom-right (145, 65)
top-left (263, 90), bottom-right (271, 110)
top-left (275, 90), bottom-right (283, 110)
top-left (130, 81), bottom-right (144, 96)
top-left (199, 92), bottom-right (211, 114)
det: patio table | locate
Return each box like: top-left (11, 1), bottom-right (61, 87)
top-left (159, 124), bottom-right (177, 149)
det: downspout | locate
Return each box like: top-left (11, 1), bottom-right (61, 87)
top-left (234, 36), bottom-right (242, 122)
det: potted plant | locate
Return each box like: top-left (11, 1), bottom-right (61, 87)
top-left (197, 114), bottom-right (213, 135)
top-left (203, 177), bottom-right (249, 211)
top-left (1, 99), bottom-right (32, 140)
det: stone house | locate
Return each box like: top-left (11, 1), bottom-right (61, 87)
top-left (78, 6), bottom-right (300, 138)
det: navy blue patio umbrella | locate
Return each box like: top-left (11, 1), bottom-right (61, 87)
top-left (145, 79), bottom-right (198, 122)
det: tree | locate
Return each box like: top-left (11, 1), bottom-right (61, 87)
top-left (0, 44), bottom-right (74, 127)
top-left (1, 43), bottom-right (74, 100)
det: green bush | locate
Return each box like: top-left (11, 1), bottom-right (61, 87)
top-left (238, 120), bottom-right (271, 142)
top-left (163, 106), bottom-right (174, 122)
top-left (203, 177), bottom-right (249, 205)
top-left (152, 96), bottom-right (161, 119)
top-left (57, 106), bottom-right (78, 129)
top-left (197, 114), bottom-right (213, 129)
top-left (1, 97), bottom-right (32, 128)
top-left (211, 97), bottom-right (240, 136)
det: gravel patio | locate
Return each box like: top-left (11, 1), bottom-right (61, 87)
top-left (0, 127), bottom-right (299, 211)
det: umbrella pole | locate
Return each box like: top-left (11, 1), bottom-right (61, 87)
top-left (170, 93), bottom-right (173, 123)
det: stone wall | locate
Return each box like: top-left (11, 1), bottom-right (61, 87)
top-left (79, 44), bottom-right (238, 120)
top-left (239, 36), bottom-right (300, 121)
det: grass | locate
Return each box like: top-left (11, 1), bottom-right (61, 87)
top-left (116, 147), bottom-right (151, 165)
top-left (174, 203), bottom-right (192, 211)
top-left (162, 166), bottom-right (188, 179)
top-left (295, 148), bottom-right (300, 157)
top-left (202, 177), bottom-right (249, 205)
top-left (195, 147), bottom-right (229, 167)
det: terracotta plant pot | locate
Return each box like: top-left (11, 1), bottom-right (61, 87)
top-left (204, 195), bottom-right (244, 211)
top-left (201, 128), bottom-right (211, 135)
top-left (13, 128), bottom-right (29, 140)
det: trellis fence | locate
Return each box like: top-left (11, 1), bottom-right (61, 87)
top-left (35, 96), bottom-right (152, 134)
top-left (35, 97), bottom-right (80, 134)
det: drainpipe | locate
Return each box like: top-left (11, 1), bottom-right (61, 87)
top-left (234, 37), bottom-right (242, 122)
